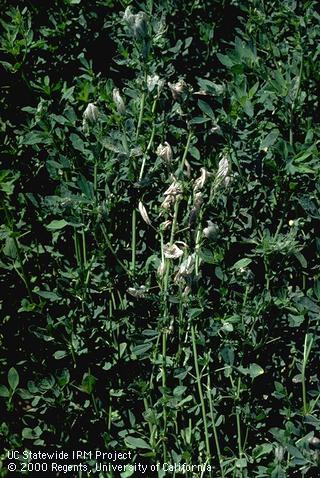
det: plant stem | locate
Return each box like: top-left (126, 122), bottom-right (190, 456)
top-left (207, 373), bottom-right (225, 477)
top-left (162, 328), bottom-right (167, 461)
top-left (191, 324), bottom-right (211, 459)
top-left (235, 378), bottom-right (243, 459)
top-left (81, 230), bottom-right (87, 268)
top-left (12, 234), bottom-right (34, 303)
top-left (131, 208), bottom-right (137, 275)
top-left (138, 98), bottom-right (157, 181)
top-left (194, 217), bottom-right (202, 276)
top-left (170, 198), bottom-right (180, 246)
top-left (302, 333), bottom-right (313, 415)
top-left (4, 205), bottom-right (34, 303)
top-left (179, 129), bottom-right (193, 174)
top-left (93, 162), bottom-right (98, 194)
top-left (289, 47), bottom-right (303, 147)
top-left (100, 224), bottom-right (131, 276)
top-left (136, 91), bottom-right (146, 141)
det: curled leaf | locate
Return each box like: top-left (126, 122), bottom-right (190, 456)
top-left (214, 155), bottom-right (231, 190)
top-left (156, 142), bottom-right (173, 163)
top-left (194, 167), bottom-right (211, 192)
top-left (138, 201), bottom-right (152, 226)
top-left (168, 79), bottom-right (187, 100)
top-left (163, 243), bottom-right (184, 259)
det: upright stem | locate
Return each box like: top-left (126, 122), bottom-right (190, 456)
top-left (162, 329), bottom-right (167, 461)
top-left (235, 378), bottom-right (243, 459)
top-left (81, 230), bottom-right (87, 268)
top-left (191, 324), bottom-right (211, 459)
top-left (93, 162), bottom-right (98, 195)
top-left (136, 91), bottom-right (146, 141)
top-left (302, 333), bottom-right (313, 415)
top-left (73, 229), bottom-right (81, 266)
top-left (131, 83), bottom-right (146, 275)
top-left (100, 224), bottom-right (131, 276)
top-left (169, 199), bottom-right (180, 246)
top-left (160, 198), bottom-right (180, 460)
top-left (4, 204), bottom-right (34, 303)
top-left (194, 220), bottom-right (202, 276)
top-left (179, 129), bottom-right (193, 174)
top-left (289, 47), bottom-right (303, 147)
top-left (138, 98), bottom-right (157, 182)
top-left (207, 372), bottom-right (225, 477)
top-left (131, 208), bottom-right (137, 275)
top-left (12, 234), bottom-right (34, 303)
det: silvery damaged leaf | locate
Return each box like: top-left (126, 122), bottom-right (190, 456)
top-left (203, 221), bottom-right (219, 240)
top-left (82, 103), bottom-right (99, 131)
top-left (113, 88), bottom-right (126, 114)
top-left (147, 74), bottom-right (164, 93)
top-left (127, 286), bottom-right (148, 298)
top-left (163, 243), bottom-right (184, 259)
top-left (156, 142), bottom-right (173, 163)
top-left (194, 167), bottom-right (212, 192)
top-left (157, 261), bottom-right (166, 277)
top-left (168, 79), bottom-right (186, 99)
top-left (161, 178), bottom-right (182, 209)
top-left (138, 201), bottom-right (152, 226)
top-left (214, 155), bottom-right (231, 189)
top-left (179, 254), bottom-right (195, 276)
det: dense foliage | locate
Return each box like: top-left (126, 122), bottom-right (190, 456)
top-left (1, 0), bottom-right (320, 476)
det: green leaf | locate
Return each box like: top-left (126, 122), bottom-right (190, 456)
top-left (22, 131), bottom-right (49, 146)
top-left (0, 385), bottom-right (10, 398)
top-left (124, 436), bottom-right (152, 450)
top-left (198, 100), bottom-right (215, 119)
top-left (253, 443), bottom-right (273, 459)
top-left (53, 350), bottom-right (68, 360)
top-left (131, 342), bottom-right (152, 356)
top-left (238, 363), bottom-right (264, 379)
top-left (294, 252), bottom-right (307, 268)
top-left (287, 444), bottom-right (304, 460)
top-left (35, 290), bottom-right (60, 301)
top-left (217, 53), bottom-right (234, 68)
top-left (47, 219), bottom-right (69, 230)
top-left (232, 258), bottom-right (252, 270)
top-left (200, 248), bottom-right (215, 264)
top-left (173, 385), bottom-right (187, 396)
top-left (189, 116), bottom-right (210, 125)
top-left (260, 130), bottom-right (279, 151)
top-left (243, 99), bottom-right (253, 117)
top-left (236, 458), bottom-right (247, 468)
top-left (70, 133), bottom-right (86, 153)
top-left (22, 427), bottom-right (42, 439)
top-left (119, 342), bottom-right (127, 358)
top-left (176, 395), bottom-right (193, 407)
top-left (249, 363), bottom-right (264, 379)
top-left (121, 468), bottom-right (135, 478)
top-left (8, 367), bottom-right (19, 391)
top-left (189, 146), bottom-right (200, 160)
top-left (81, 374), bottom-right (96, 394)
